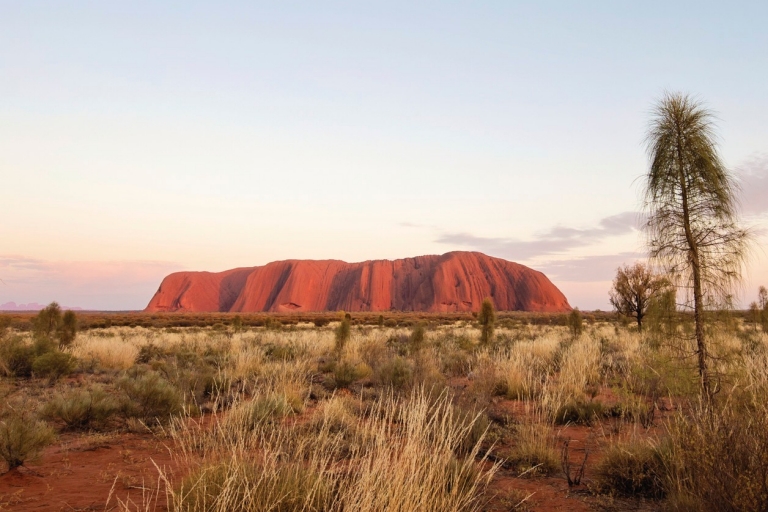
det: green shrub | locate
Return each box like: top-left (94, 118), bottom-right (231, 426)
top-left (375, 356), bottom-right (413, 390)
top-left (608, 394), bottom-right (654, 427)
top-left (629, 351), bottom-right (699, 398)
top-left (478, 298), bottom-right (496, 345)
top-left (118, 371), bottom-right (184, 423)
top-left (33, 302), bottom-right (62, 338)
top-left (554, 400), bottom-right (605, 425)
top-left (31, 303), bottom-right (78, 348)
top-left (32, 336), bottom-right (57, 356)
top-left (594, 440), bottom-right (665, 499)
top-left (0, 335), bottom-right (66, 379)
top-left (135, 343), bottom-right (166, 364)
top-left (408, 323), bottom-right (426, 354)
top-left (441, 349), bottom-right (471, 377)
top-left (0, 336), bottom-right (37, 378)
top-left (0, 408), bottom-right (55, 471)
top-left (32, 351), bottom-right (76, 380)
top-left (313, 317), bottom-right (330, 328)
top-left (332, 360), bottom-right (372, 389)
top-left (567, 308), bottom-right (583, 337)
top-left (58, 310), bottom-right (78, 348)
top-left (41, 386), bottom-right (119, 430)
top-left (334, 318), bottom-right (351, 356)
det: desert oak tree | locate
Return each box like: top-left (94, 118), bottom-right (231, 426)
top-left (643, 93), bottom-right (749, 397)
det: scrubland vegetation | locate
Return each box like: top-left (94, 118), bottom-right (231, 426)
top-left (2, 303), bottom-right (768, 511)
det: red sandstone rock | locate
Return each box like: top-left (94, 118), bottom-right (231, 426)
top-left (145, 252), bottom-right (571, 313)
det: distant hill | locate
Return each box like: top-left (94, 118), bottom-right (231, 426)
top-left (145, 251), bottom-right (571, 313)
top-left (0, 302), bottom-right (83, 311)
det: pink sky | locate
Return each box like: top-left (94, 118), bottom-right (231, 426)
top-left (2, 3), bottom-right (767, 311)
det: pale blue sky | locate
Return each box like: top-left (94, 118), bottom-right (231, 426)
top-left (1, 1), bottom-right (767, 310)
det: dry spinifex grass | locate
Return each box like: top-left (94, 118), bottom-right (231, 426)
top-left (111, 388), bottom-right (498, 512)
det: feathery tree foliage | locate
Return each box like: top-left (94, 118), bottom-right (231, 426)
top-left (643, 92), bottom-right (749, 397)
top-left (609, 262), bottom-right (670, 332)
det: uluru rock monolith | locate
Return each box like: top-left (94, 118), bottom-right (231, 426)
top-left (145, 252), bottom-right (571, 313)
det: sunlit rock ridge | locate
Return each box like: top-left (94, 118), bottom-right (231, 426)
top-left (145, 251), bottom-right (571, 313)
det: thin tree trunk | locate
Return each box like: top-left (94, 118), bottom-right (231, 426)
top-left (675, 120), bottom-right (710, 398)
top-left (692, 266), bottom-right (710, 397)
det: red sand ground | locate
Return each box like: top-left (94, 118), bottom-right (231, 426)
top-left (145, 251), bottom-right (571, 314)
top-left (0, 432), bottom-right (174, 511)
top-left (0, 392), bottom-right (669, 511)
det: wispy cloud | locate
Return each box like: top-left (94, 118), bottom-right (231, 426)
top-left (736, 154), bottom-right (768, 216)
top-left (536, 252), bottom-right (643, 282)
top-left (0, 256), bottom-right (184, 310)
top-left (435, 211), bottom-right (643, 260)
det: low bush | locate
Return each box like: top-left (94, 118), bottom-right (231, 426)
top-left (41, 386), bottom-right (120, 430)
top-left (567, 309), bottom-right (583, 337)
top-left (334, 318), bottom-right (351, 356)
top-left (332, 360), bottom-right (372, 389)
top-left (608, 394), bottom-right (654, 427)
top-left (313, 318), bottom-right (330, 328)
top-left (135, 343), bottom-right (166, 364)
top-left (408, 323), bottom-right (426, 354)
top-left (441, 349), bottom-right (471, 377)
top-left (118, 371), bottom-right (184, 423)
top-left (628, 348), bottom-right (700, 398)
top-left (594, 439), bottom-right (665, 499)
top-left (478, 299), bottom-right (496, 346)
top-left (0, 336), bottom-right (36, 377)
top-left (375, 356), bottom-right (414, 391)
top-left (0, 407), bottom-right (55, 471)
top-left (0, 336), bottom-right (73, 379)
top-left (32, 303), bottom-right (78, 348)
top-left (32, 351), bottom-right (76, 380)
top-left (554, 400), bottom-right (605, 425)
top-left (58, 310), bottom-right (78, 348)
